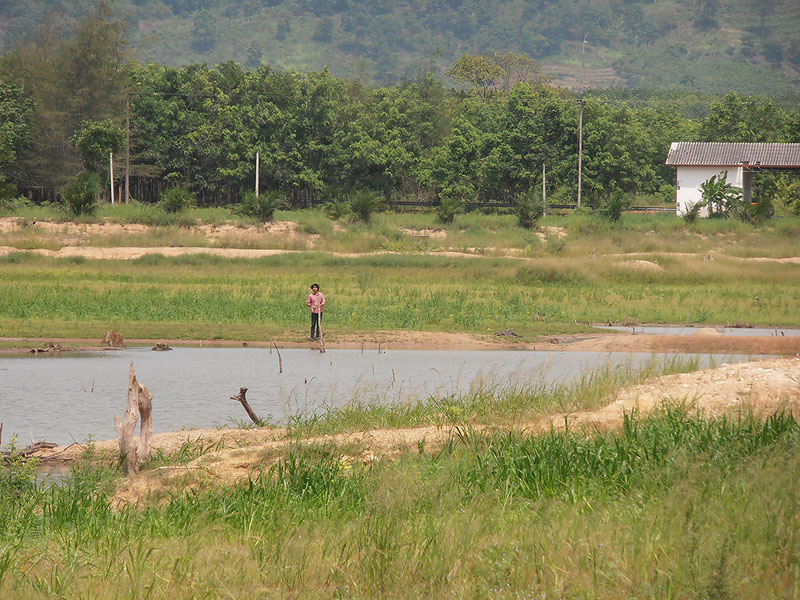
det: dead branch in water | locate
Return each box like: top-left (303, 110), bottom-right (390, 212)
top-left (230, 387), bottom-right (262, 425)
top-left (272, 341), bottom-right (283, 373)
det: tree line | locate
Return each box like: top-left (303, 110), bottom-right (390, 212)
top-left (1, 6), bottom-right (799, 212)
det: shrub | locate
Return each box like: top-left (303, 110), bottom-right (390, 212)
top-left (349, 190), bottom-right (384, 223)
top-left (239, 190), bottom-right (284, 222)
top-left (0, 436), bottom-right (39, 497)
top-left (598, 191), bottom-right (631, 222)
top-left (160, 187), bottom-right (196, 214)
top-left (683, 199), bottom-right (704, 223)
top-left (326, 199), bottom-right (351, 220)
top-left (0, 176), bottom-right (17, 206)
top-left (514, 190), bottom-right (544, 229)
top-left (435, 194), bottom-right (463, 224)
top-left (60, 172), bottom-right (99, 216)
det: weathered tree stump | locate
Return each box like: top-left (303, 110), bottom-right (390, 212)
top-left (230, 387), bottom-right (262, 425)
top-left (102, 330), bottom-right (124, 348)
top-left (114, 362), bottom-right (154, 475)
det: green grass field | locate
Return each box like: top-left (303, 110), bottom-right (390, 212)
top-left (2, 389), bottom-right (797, 599)
top-left (1, 209), bottom-right (798, 339)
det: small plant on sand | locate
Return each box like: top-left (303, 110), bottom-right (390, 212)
top-left (326, 198), bottom-right (351, 220)
top-left (0, 436), bottom-right (39, 497)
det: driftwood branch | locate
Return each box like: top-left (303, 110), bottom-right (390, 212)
top-left (230, 387), bottom-right (262, 425)
top-left (272, 341), bottom-right (283, 373)
top-left (114, 362), bottom-right (154, 475)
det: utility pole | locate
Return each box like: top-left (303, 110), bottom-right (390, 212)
top-left (109, 153), bottom-right (115, 206)
top-left (255, 152), bottom-right (260, 196)
top-left (125, 96), bottom-right (130, 204)
top-left (542, 163), bottom-right (547, 217)
top-left (577, 98), bottom-right (585, 209)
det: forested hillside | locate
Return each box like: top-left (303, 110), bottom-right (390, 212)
top-left (1, 3), bottom-right (798, 213)
top-left (1, 0), bottom-right (798, 95)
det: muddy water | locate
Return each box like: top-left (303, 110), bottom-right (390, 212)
top-left (1, 347), bottom-right (755, 446)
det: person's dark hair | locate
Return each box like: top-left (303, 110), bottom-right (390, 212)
top-left (311, 283), bottom-right (319, 290)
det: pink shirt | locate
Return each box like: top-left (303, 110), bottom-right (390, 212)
top-left (307, 292), bottom-right (325, 314)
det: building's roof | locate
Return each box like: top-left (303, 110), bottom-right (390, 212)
top-left (666, 142), bottom-right (800, 167)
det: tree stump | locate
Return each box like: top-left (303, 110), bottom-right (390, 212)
top-left (102, 330), bottom-right (124, 348)
top-left (114, 362), bottom-right (154, 475)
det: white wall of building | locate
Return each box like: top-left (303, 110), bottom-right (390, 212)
top-left (675, 166), bottom-right (743, 216)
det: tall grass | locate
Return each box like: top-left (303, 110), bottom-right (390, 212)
top-left (1, 404), bottom-right (798, 598)
top-left (285, 356), bottom-right (701, 436)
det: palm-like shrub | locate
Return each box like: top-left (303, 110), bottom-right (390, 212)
top-left (598, 191), bottom-right (631, 222)
top-left (239, 191), bottom-right (285, 222)
top-left (60, 172), bottom-right (99, 216)
top-left (435, 194), bottom-right (463, 224)
top-left (160, 187), bottom-right (196, 214)
top-left (349, 190), bottom-right (384, 223)
top-left (326, 199), bottom-right (351, 220)
top-left (514, 190), bottom-right (544, 229)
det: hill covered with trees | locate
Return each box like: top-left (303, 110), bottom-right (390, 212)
top-left (1, 3), bottom-right (798, 211)
top-left (1, 0), bottom-right (798, 96)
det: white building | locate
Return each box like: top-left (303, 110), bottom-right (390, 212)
top-left (666, 142), bottom-right (800, 216)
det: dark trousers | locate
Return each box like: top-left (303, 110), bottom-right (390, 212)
top-left (310, 312), bottom-right (322, 340)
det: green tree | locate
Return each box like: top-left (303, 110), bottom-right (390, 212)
top-left (70, 119), bottom-right (125, 176)
top-left (419, 114), bottom-right (483, 202)
top-left (192, 9), bottom-right (217, 52)
top-left (0, 1), bottom-right (130, 199)
top-left (582, 101), bottom-right (655, 206)
top-left (0, 77), bottom-right (33, 169)
top-left (445, 52), bottom-right (504, 99)
top-left (700, 91), bottom-right (788, 142)
top-left (313, 17), bottom-right (334, 43)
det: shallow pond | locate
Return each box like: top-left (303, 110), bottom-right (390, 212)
top-left (1, 347), bottom-right (759, 446)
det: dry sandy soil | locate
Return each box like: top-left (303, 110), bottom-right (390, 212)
top-left (32, 356), bottom-right (800, 507)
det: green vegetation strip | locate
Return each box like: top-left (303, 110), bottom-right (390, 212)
top-left (2, 406), bottom-right (797, 598)
top-left (1, 246), bottom-right (798, 340)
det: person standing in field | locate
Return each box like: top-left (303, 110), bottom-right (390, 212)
top-left (307, 283), bottom-right (325, 341)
